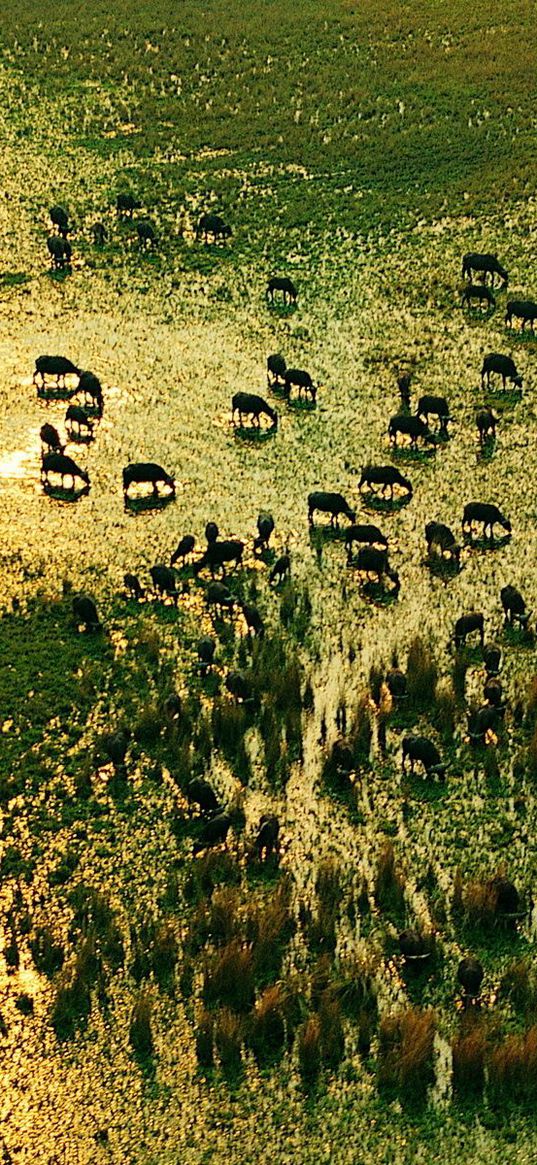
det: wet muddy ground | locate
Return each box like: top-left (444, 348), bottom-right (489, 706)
top-left (1, 47), bottom-right (537, 1165)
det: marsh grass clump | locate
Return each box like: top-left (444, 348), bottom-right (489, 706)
top-left (374, 842), bottom-right (405, 922)
top-left (206, 887), bottom-right (239, 946)
top-left (335, 954), bottom-right (379, 1023)
top-left (150, 923), bottom-right (178, 987)
top-left (51, 965), bottom-right (91, 1040)
top-left (318, 994), bottom-right (345, 1068)
top-left (316, 858), bottom-right (343, 913)
top-left (248, 877), bottom-right (294, 984)
top-left (487, 1028), bottom-right (537, 1105)
top-left (247, 984), bottom-right (286, 1065)
top-left (433, 677), bottom-right (457, 740)
top-left (214, 1008), bottom-right (243, 1074)
top-left (451, 1018), bottom-right (487, 1097)
top-left (29, 927), bottom-right (64, 977)
top-left (203, 941), bottom-right (255, 1012)
top-left (135, 624), bottom-right (161, 665)
top-left (183, 850), bottom-right (240, 903)
top-left (349, 694), bottom-right (373, 765)
top-left (133, 700), bottom-right (162, 745)
top-left (129, 993), bottom-right (154, 1059)
top-left (500, 960), bottom-right (537, 1014)
top-left (378, 1008), bottom-right (436, 1101)
top-left (297, 1014), bottom-right (322, 1084)
top-left (211, 699), bottom-right (250, 780)
top-left (407, 637), bottom-right (437, 711)
top-left (195, 1008), bottom-right (214, 1069)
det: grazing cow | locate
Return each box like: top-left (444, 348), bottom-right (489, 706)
top-left (50, 205), bottom-right (70, 236)
top-left (253, 815), bottom-right (280, 860)
top-left (116, 193), bottom-right (140, 216)
top-left (192, 812), bottom-right (232, 854)
top-left (349, 546), bottom-right (400, 592)
top-left (483, 644), bottom-right (502, 676)
top-left (225, 671), bottom-right (254, 702)
top-left (500, 585), bottom-right (530, 628)
top-left (269, 554), bottom-right (291, 585)
top-left (92, 222), bottom-right (107, 246)
top-left (197, 637), bottom-right (216, 673)
top-left (308, 491), bottom-right (355, 527)
top-left (402, 736), bottom-right (446, 779)
top-left (41, 453), bottom-right (89, 492)
top-left (73, 595), bottom-right (100, 632)
top-left (170, 535), bottom-right (196, 566)
top-left (481, 353), bottom-right (523, 390)
top-left (124, 573), bottom-right (145, 600)
top-left (136, 219), bottom-right (158, 248)
top-left (47, 236), bottom-right (72, 270)
top-left (267, 353), bottom-right (287, 387)
top-left (186, 778), bottom-right (220, 817)
top-left (476, 407), bottom-right (497, 444)
top-left (462, 502), bottom-right (511, 540)
top-left (232, 392), bottom-right (277, 429)
top-left (65, 405), bottom-right (93, 440)
top-left (194, 539), bottom-right (244, 578)
top-left (206, 582), bottom-right (235, 616)
top-left (254, 512), bottom-right (275, 554)
top-left (150, 565), bottom-right (179, 604)
top-left (240, 601), bottom-right (265, 638)
top-left (205, 522), bottom-right (219, 545)
top-left (425, 521), bottom-right (460, 567)
top-left (388, 414), bottom-right (436, 448)
top-left (196, 213), bottom-right (231, 244)
top-left (345, 524), bottom-right (388, 557)
top-left (359, 465), bottom-right (413, 499)
top-left (398, 929), bottom-right (428, 960)
top-left (266, 276), bottom-right (297, 305)
top-left (417, 395), bottom-right (451, 434)
top-left (34, 355), bottom-right (79, 388)
top-left (484, 677), bottom-right (503, 707)
top-left (461, 283), bottom-right (496, 311)
top-left (76, 371), bottom-right (103, 415)
top-left (457, 957), bottom-right (484, 998)
top-left (467, 703), bottom-right (503, 744)
top-left (454, 612), bottom-right (484, 649)
top-left (462, 252), bottom-right (508, 287)
top-left (386, 668), bottom-right (407, 702)
top-left (123, 463), bottom-right (175, 498)
top-left (505, 300), bottom-right (537, 332)
top-left (40, 424), bottom-right (64, 454)
top-left (284, 368), bottom-right (317, 403)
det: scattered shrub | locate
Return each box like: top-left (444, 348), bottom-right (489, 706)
top-left (247, 984), bottom-right (286, 1064)
top-left (203, 941), bottom-right (255, 1012)
top-left (214, 1008), bottom-right (243, 1073)
top-left (407, 637), bottom-right (437, 710)
top-left (378, 1007), bottom-right (436, 1101)
top-left (298, 1014), bottom-right (322, 1083)
top-left (452, 1020), bottom-right (487, 1097)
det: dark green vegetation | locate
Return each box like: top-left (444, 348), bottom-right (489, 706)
top-left (1, 3), bottom-right (537, 1164)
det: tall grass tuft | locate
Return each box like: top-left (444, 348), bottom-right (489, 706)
top-left (298, 1014), bottom-right (322, 1084)
top-left (374, 842), bottom-right (405, 921)
top-left (247, 984), bottom-right (286, 1064)
top-left (451, 1019), bottom-right (487, 1097)
top-left (378, 1007), bottom-right (436, 1101)
top-left (129, 993), bottom-right (154, 1058)
top-left (487, 1028), bottom-right (537, 1104)
top-left (407, 637), bottom-right (437, 710)
top-left (214, 1008), bottom-right (243, 1074)
top-left (203, 941), bottom-right (255, 1012)
top-left (195, 1008), bottom-right (214, 1069)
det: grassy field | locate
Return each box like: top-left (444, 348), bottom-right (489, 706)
top-left (1, 4), bottom-right (537, 1164)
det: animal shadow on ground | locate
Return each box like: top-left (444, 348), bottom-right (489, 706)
top-left (424, 555), bottom-right (461, 581)
top-left (124, 494), bottom-right (175, 515)
top-left (356, 579), bottom-right (399, 607)
top-left (361, 493), bottom-right (412, 515)
top-left (233, 425), bottom-right (276, 443)
top-left (43, 482), bottom-right (90, 503)
top-left (463, 532), bottom-right (511, 552)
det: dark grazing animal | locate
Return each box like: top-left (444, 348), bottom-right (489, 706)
top-left (454, 612), bottom-right (484, 649)
top-left (98, 730), bottom-right (129, 771)
top-left (116, 193), bottom-right (140, 216)
top-left (76, 371), bottom-right (103, 414)
top-left (232, 392), bottom-right (277, 429)
top-left (196, 213), bottom-right (231, 243)
top-left (425, 521), bottom-right (460, 567)
top-left (163, 693), bottom-right (182, 720)
top-left (254, 512), bottom-right (275, 554)
top-left (481, 353), bottom-right (523, 390)
top-left (359, 465), bottom-right (413, 498)
top-left (240, 601), bottom-right (265, 638)
top-left (34, 355), bottom-right (79, 388)
top-left (192, 812), bottom-right (232, 854)
top-left (386, 668), bottom-right (407, 702)
top-left (488, 876), bottom-right (520, 918)
top-left (225, 671), bottom-right (254, 702)
top-left (462, 252), bottom-right (508, 287)
top-left (402, 736), bottom-right (446, 778)
top-left (476, 407), bottom-right (497, 444)
top-left (170, 535), bottom-right (196, 566)
top-left (205, 522), bottom-right (219, 545)
top-left (308, 491), bottom-right (355, 527)
top-left (186, 777), bottom-right (220, 816)
top-left (65, 404), bottom-right (93, 439)
top-left (194, 539), bottom-right (244, 578)
top-left (284, 368), bottom-right (317, 403)
top-left (388, 414), bottom-right (435, 448)
top-left (267, 353), bottom-right (287, 386)
top-left (41, 453), bottom-right (89, 491)
top-left (92, 222), bottom-right (107, 245)
top-left (345, 524), bottom-right (388, 557)
top-left (150, 565), bottom-right (179, 604)
top-left (197, 637), bottom-right (216, 673)
top-left (266, 276), bottom-right (297, 305)
top-left (462, 502), bottom-right (511, 540)
top-left (398, 929), bottom-right (428, 960)
top-left (50, 205), bottom-right (70, 236)
top-left (124, 573), bottom-right (145, 600)
top-left (457, 957), bottom-right (484, 998)
top-left (505, 299), bottom-right (537, 332)
top-left (417, 395), bottom-right (451, 434)
top-left (40, 423), bottom-right (64, 454)
top-left (484, 677), bottom-right (503, 707)
top-left (269, 554), bottom-right (291, 585)
top-left (253, 815), bottom-right (280, 860)
top-left (47, 235), bottom-right (72, 270)
top-left (136, 219), bottom-right (158, 247)
top-left (500, 585), bottom-right (530, 628)
top-left (461, 283), bottom-right (496, 311)
top-left (467, 703), bottom-right (503, 744)
top-left (123, 463), bottom-right (175, 498)
top-left (349, 546), bottom-right (400, 592)
top-left (206, 582), bottom-right (235, 615)
top-left (483, 644), bottom-right (502, 676)
top-left (72, 595), bottom-right (100, 632)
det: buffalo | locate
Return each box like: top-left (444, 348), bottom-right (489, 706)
top-left (462, 253), bottom-right (508, 287)
top-left (269, 554), bottom-right (291, 585)
top-left (483, 644), bottom-right (502, 676)
top-left (481, 353), bottom-right (523, 390)
top-left (150, 565), bottom-right (179, 604)
top-left (194, 539), bottom-right (244, 578)
top-left (136, 219), bottom-right (158, 248)
top-left (186, 778), bottom-right (221, 817)
top-left (197, 637), bottom-right (216, 674)
top-left (425, 521), bottom-right (460, 567)
top-left (240, 601), bottom-right (265, 638)
top-left (123, 463), bottom-right (175, 499)
top-left (73, 595), bottom-right (100, 632)
top-left (40, 423), bottom-right (64, 454)
top-left (359, 465), bottom-right (413, 499)
top-left (47, 236), bottom-right (72, 270)
top-left (284, 368), bottom-right (317, 403)
top-left (49, 205), bottom-right (69, 237)
top-left (505, 299), bottom-right (537, 332)
top-left (254, 512), bottom-right (275, 554)
top-left (65, 405), bottom-right (93, 441)
top-left (170, 535), bottom-right (196, 566)
top-left (476, 406), bottom-right (497, 444)
top-left (345, 524), bottom-right (388, 557)
top-left (454, 612), bottom-right (484, 649)
top-left (117, 193), bottom-right (140, 216)
top-left (92, 222), bottom-right (107, 246)
top-left (461, 283), bottom-right (495, 311)
top-left (196, 214), bottom-right (231, 244)
top-left (206, 582), bottom-right (235, 616)
top-left (192, 813), bottom-right (232, 854)
top-left (266, 276), bottom-right (297, 305)
top-left (41, 453), bottom-right (89, 492)
top-left (308, 491), bottom-right (355, 527)
top-left (417, 395), bottom-right (451, 434)
top-left (267, 353), bottom-right (287, 387)
top-left (253, 815), bottom-right (280, 861)
top-left (388, 414), bottom-right (435, 448)
top-left (34, 355), bottom-right (79, 389)
top-left (225, 671), bottom-right (254, 702)
top-left (124, 573), bottom-right (145, 601)
top-left (232, 392), bottom-right (277, 429)
top-left (76, 371), bottom-right (103, 414)
top-left (458, 957), bottom-right (484, 999)
top-left (462, 502), bottom-right (511, 540)
top-left (349, 546), bottom-right (400, 592)
top-left (500, 585), bottom-right (530, 628)
top-left (402, 736), bottom-right (446, 779)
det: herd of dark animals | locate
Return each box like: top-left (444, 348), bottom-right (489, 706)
top-left (30, 207), bottom-right (537, 1012)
